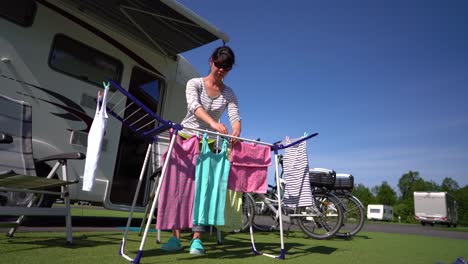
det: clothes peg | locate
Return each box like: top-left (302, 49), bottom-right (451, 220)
top-left (102, 81), bottom-right (110, 90)
top-left (253, 138), bottom-right (261, 146)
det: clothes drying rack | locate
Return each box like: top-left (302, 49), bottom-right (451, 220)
top-left (105, 80), bottom-right (318, 263)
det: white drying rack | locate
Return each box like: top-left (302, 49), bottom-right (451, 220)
top-left (105, 80), bottom-right (318, 263)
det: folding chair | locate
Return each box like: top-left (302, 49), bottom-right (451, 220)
top-left (0, 94), bottom-right (85, 244)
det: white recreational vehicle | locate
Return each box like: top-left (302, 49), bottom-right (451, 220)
top-left (414, 192), bottom-right (458, 227)
top-left (367, 204), bottom-right (394, 221)
top-left (0, 0), bottom-right (229, 211)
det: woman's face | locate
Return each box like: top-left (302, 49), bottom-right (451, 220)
top-left (210, 59), bottom-right (232, 79)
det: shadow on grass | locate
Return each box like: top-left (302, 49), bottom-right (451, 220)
top-left (282, 229), bottom-right (373, 242)
top-left (350, 234), bottom-right (371, 239)
top-left (321, 234), bottom-right (372, 241)
top-left (142, 239), bottom-right (316, 260)
top-left (306, 245), bottom-right (337, 254)
top-left (2, 230), bottom-right (348, 261)
top-left (138, 232), bottom-right (341, 261)
top-left (2, 232), bottom-right (123, 253)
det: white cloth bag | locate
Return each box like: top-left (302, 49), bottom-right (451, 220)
top-left (82, 84), bottom-right (109, 191)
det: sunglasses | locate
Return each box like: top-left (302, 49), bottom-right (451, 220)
top-left (213, 61), bottom-right (232, 71)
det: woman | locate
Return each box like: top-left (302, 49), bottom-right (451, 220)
top-left (161, 45), bottom-right (241, 255)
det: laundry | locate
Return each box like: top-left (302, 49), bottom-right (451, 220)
top-left (82, 82), bottom-right (109, 191)
top-left (156, 133), bottom-right (199, 230)
top-left (228, 141), bottom-right (271, 193)
top-left (281, 138), bottom-right (314, 208)
top-left (217, 190), bottom-right (244, 232)
top-left (192, 135), bottom-right (230, 226)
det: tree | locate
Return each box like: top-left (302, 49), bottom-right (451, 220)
top-left (424, 180), bottom-right (441, 192)
top-left (440, 177), bottom-right (460, 193)
top-left (453, 185), bottom-right (468, 226)
top-left (352, 183), bottom-right (375, 208)
top-left (412, 178), bottom-right (433, 192)
top-left (396, 171), bottom-right (426, 223)
top-left (398, 171), bottom-right (421, 201)
top-left (375, 181), bottom-right (397, 206)
top-left (393, 201), bottom-right (415, 223)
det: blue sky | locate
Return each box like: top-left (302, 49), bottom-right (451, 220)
top-left (178, 0), bottom-right (468, 190)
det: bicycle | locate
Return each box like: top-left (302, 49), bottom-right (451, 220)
top-left (331, 173), bottom-right (365, 238)
top-left (245, 165), bottom-right (345, 240)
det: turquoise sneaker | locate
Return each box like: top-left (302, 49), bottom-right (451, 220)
top-left (189, 238), bottom-right (205, 255)
top-left (161, 236), bottom-right (182, 252)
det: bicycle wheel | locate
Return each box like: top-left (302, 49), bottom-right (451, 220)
top-left (240, 193), bottom-right (256, 231)
top-left (334, 194), bottom-right (365, 238)
top-left (296, 193), bottom-right (344, 239)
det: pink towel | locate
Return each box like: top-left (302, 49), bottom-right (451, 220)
top-left (228, 142), bottom-right (271, 193)
top-left (156, 134), bottom-right (199, 230)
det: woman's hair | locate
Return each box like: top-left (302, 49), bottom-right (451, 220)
top-left (210, 46), bottom-right (235, 69)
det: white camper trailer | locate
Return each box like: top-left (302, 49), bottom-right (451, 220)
top-left (0, 0), bottom-right (229, 211)
top-left (367, 204), bottom-right (394, 221)
top-left (414, 192), bottom-right (458, 227)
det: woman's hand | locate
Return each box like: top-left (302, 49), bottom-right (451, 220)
top-left (210, 122), bottom-right (229, 135)
top-left (230, 130), bottom-right (240, 144)
top-left (230, 121), bottom-right (241, 144)
top-left (194, 107), bottom-right (228, 134)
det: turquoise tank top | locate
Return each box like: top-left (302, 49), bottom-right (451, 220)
top-left (193, 135), bottom-right (231, 226)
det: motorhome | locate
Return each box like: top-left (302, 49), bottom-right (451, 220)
top-left (414, 192), bottom-right (458, 227)
top-left (367, 204), bottom-right (394, 221)
top-left (0, 0), bottom-right (229, 211)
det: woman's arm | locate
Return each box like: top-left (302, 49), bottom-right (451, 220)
top-left (231, 120), bottom-right (241, 138)
top-left (226, 88), bottom-right (242, 141)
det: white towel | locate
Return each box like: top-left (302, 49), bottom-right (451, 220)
top-left (82, 86), bottom-right (109, 191)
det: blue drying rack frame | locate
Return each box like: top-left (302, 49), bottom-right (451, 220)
top-left (105, 80), bottom-right (319, 262)
top-left (106, 80), bottom-right (182, 140)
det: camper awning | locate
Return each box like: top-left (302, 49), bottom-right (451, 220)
top-left (55, 0), bottom-right (229, 58)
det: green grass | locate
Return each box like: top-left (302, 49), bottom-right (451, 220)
top-left (1, 230), bottom-right (467, 264)
top-left (365, 220), bottom-right (468, 232)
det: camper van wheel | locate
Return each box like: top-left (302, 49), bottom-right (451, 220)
top-left (421, 222), bottom-right (425, 226)
top-left (34, 161), bottom-right (60, 208)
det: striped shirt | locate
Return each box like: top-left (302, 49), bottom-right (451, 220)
top-left (181, 77), bottom-right (241, 133)
top-left (282, 139), bottom-right (314, 208)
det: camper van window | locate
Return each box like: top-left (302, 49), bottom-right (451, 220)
top-left (131, 67), bottom-right (163, 106)
top-left (49, 34), bottom-right (123, 88)
top-left (0, 0), bottom-right (37, 27)
top-left (370, 209), bottom-right (380, 213)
